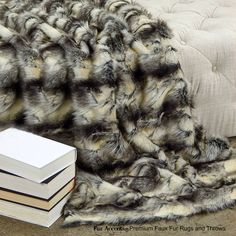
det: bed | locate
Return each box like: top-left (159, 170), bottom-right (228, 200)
top-left (136, 0), bottom-right (236, 137)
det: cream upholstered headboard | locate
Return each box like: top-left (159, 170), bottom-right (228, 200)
top-left (136, 0), bottom-right (236, 137)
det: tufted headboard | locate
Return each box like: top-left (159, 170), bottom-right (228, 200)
top-left (136, 0), bottom-right (236, 137)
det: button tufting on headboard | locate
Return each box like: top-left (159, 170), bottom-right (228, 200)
top-left (136, 0), bottom-right (236, 137)
top-left (212, 66), bottom-right (217, 72)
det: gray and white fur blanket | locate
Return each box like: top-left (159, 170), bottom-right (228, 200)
top-left (1, 0), bottom-right (236, 227)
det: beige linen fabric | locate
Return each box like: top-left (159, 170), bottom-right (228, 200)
top-left (136, 0), bottom-right (236, 137)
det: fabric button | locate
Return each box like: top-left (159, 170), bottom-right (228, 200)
top-left (212, 66), bottom-right (217, 72)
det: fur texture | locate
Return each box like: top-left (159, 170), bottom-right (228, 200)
top-left (0, 0), bottom-right (236, 227)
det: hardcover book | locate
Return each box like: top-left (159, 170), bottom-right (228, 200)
top-left (0, 128), bottom-right (77, 227)
top-left (0, 179), bottom-right (75, 211)
top-left (0, 128), bottom-right (77, 182)
top-left (0, 164), bottom-right (76, 199)
top-left (0, 193), bottom-right (72, 227)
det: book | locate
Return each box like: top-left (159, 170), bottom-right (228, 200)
top-left (0, 193), bottom-right (72, 227)
top-left (0, 128), bottom-right (77, 183)
top-left (0, 164), bottom-right (76, 199)
top-left (0, 178), bottom-right (75, 211)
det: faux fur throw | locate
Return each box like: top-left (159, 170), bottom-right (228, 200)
top-left (1, 0), bottom-right (236, 227)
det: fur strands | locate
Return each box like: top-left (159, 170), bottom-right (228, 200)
top-left (0, 0), bottom-right (236, 227)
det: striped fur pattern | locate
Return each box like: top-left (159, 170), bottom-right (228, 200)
top-left (0, 0), bottom-right (236, 226)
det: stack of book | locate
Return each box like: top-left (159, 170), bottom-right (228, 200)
top-left (0, 128), bottom-right (77, 227)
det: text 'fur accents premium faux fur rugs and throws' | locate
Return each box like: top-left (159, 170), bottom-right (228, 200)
top-left (1, 0), bottom-right (236, 227)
